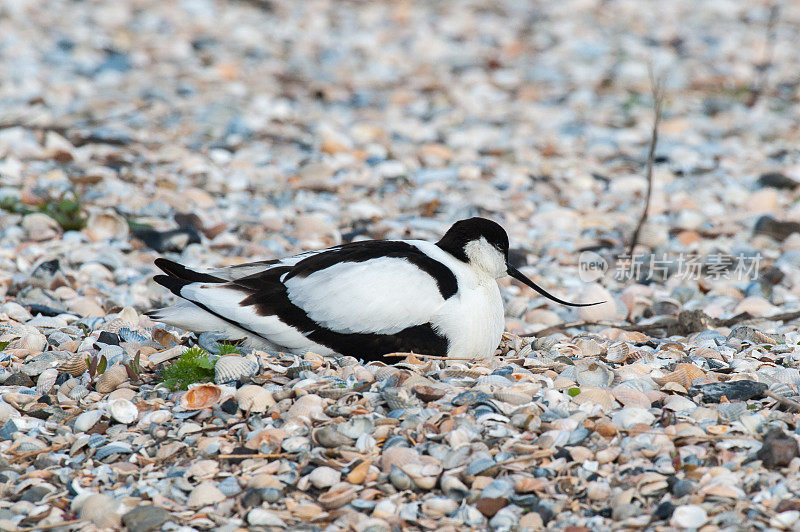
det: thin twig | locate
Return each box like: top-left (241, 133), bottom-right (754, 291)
top-left (764, 390), bottom-right (800, 412)
top-left (627, 70), bottom-right (665, 257)
top-left (747, 3), bottom-right (780, 107)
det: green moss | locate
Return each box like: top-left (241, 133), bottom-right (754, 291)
top-left (160, 346), bottom-right (217, 391)
top-left (216, 342), bottom-right (241, 356)
top-left (0, 192), bottom-right (87, 231)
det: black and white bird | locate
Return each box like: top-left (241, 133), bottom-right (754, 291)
top-left (147, 217), bottom-right (599, 361)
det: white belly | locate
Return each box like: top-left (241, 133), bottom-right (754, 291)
top-left (433, 280), bottom-right (504, 358)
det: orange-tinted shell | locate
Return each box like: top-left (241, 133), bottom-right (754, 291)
top-left (653, 363), bottom-right (707, 388)
top-left (180, 384), bottom-right (222, 410)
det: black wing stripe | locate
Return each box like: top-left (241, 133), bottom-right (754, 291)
top-left (283, 241), bottom-right (458, 300)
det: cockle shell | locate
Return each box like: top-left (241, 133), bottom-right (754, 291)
top-left (180, 384), bottom-right (222, 410)
top-left (575, 338), bottom-right (604, 357)
top-left (308, 466), bottom-right (341, 489)
top-left (68, 384), bottom-right (90, 402)
top-left (318, 484), bottom-right (358, 509)
top-left (493, 389), bottom-right (532, 405)
top-left (95, 365), bottom-right (129, 393)
top-left (73, 410), bottom-right (104, 433)
top-left (605, 342), bottom-right (630, 363)
top-left (36, 368), bottom-right (58, 394)
top-left (653, 363), bottom-right (707, 388)
top-left (346, 460), bottom-right (372, 484)
top-left (214, 355), bottom-right (258, 383)
top-left (187, 482), bottom-right (226, 508)
top-left (611, 385), bottom-right (651, 409)
top-left (286, 394), bottom-right (324, 421)
top-left (571, 386), bottom-right (616, 410)
top-left (84, 210), bottom-right (130, 242)
top-left (59, 353), bottom-right (89, 376)
top-left (235, 385), bottom-right (274, 413)
top-left (108, 398), bottom-right (138, 424)
top-left (575, 360), bottom-right (614, 388)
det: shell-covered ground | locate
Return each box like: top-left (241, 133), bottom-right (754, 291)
top-left (1, 0), bottom-right (800, 530)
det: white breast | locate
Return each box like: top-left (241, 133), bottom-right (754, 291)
top-left (412, 242), bottom-right (505, 358)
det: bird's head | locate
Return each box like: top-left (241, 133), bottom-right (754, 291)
top-left (437, 217), bottom-right (602, 307)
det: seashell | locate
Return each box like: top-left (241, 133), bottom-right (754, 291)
top-left (390, 465), bottom-right (414, 490)
top-left (281, 436), bottom-right (311, 454)
top-left (285, 360), bottom-right (314, 379)
top-left (36, 368), bottom-right (58, 394)
top-left (476, 374), bottom-right (513, 388)
top-left (180, 384), bottom-right (222, 410)
top-left (413, 385), bottom-right (446, 402)
top-left (73, 410), bottom-right (104, 433)
top-left (611, 385), bottom-right (651, 409)
top-left (571, 386), bottom-right (615, 410)
top-left (95, 365), bottom-right (129, 394)
top-left (118, 327), bottom-right (149, 343)
top-left (317, 386), bottom-right (350, 399)
top-left (286, 394), bottom-right (324, 421)
top-left (768, 383), bottom-right (797, 398)
top-left (109, 398), bottom-right (138, 424)
top-left (440, 368), bottom-right (483, 380)
top-left (380, 446), bottom-right (420, 472)
top-left (575, 338), bottom-right (604, 357)
top-left (452, 390), bottom-right (490, 406)
top-left (611, 407), bottom-right (655, 429)
top-left (382, 387), bottom-right (417, 410)
top-left (59, 353), bottom-right (89, 376)
top-left (346, 460), bottom-right (371, 484)
top-left (401, 455), bottom-right (443, 490)
top-left (308, 466), bottom-right (341, 489)
top-left (318, 484), bottom-right (358, 509)
top-left (604, 342), bottom-right (630, 363)
top-left (493, 389), bottom-right (532, 405)
top-left (84, 210), bottom-right (130, 242)
top-left (421, 497), bottom-right (458, 518)
top-left (663, 395), bottom-right (697, 412)
top-left (653, 363), bottom-right (707, 388)
top-left (670, 505), bottom-right (707, 529)
top-left (187, 481), bottom-right (226, 508)
top-left (441, 474), bottom-right (470, 497)
top-left (68, 384), bottom-right (90, 402)
top-left (574, 360), bottom-right (614, 388)
top-left (186, 459), bottom-right (219, 480)
top-left (717, 402), bottom-right (748, 422)
top-left (371, 364), bottom-right (401, 380)
top-left (236, 385), bottom-right (274, 413)
top-left (465, 457), bottom-right (498, 478)
top-left (312, 426), bottom-right (354, 448)
top-left (337, 416), bottom-right (374, 439)
top-left (214, 355), bottom-right (258, 383)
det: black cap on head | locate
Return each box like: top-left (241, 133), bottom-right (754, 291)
top-left (436, 217), bottom-right (509, 263)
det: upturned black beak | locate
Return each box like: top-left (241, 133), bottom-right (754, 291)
top-left (507, 266), bottom-right (604, 307)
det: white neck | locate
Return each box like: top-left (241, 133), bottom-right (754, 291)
top-left (464, 238), bottom-right (506, 279)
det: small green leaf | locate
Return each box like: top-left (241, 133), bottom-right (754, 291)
top-left (97, 355), bottom-right (108, 375)
top-left (88, 355), bottom-right (98, 378)
top-left (0, 341), bottom-right (10, 351)
top-left (567, 387), bottom-right (581, 397)
top-left (132, 352), bottom-right (141, 374)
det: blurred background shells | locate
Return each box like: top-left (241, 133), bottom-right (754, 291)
top-left (1, 0), bottom-right (800, 529)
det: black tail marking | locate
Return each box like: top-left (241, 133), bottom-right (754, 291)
top-left (154, 258), bottom-right (225, 283)
top-left (153, 274), bottom-right (194, 298)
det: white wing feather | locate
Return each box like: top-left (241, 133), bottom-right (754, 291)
top-left (284, 256), bottom-right (446, 334)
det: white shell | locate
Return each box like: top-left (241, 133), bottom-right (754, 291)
top-left (670, 505), bottom-right (707, 529)
top-left (611, 407), bottom-right (655, 429)
top-left (236, 385), bottom-right (274, 413)
top-left (308, 466), bottom-right (341, 489)
top-left (187, 481), bottom-right (226, 508)
top-left (74, 410), bottom-right (104, 433)
top-left (214, 355), bottom-right (258, 383)
top-left (36, 368), bottom-right (58, 394)
top-left (575, 360), bottom-right (614, 388)
top-left (108, 398), bottom-right (138, 424)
